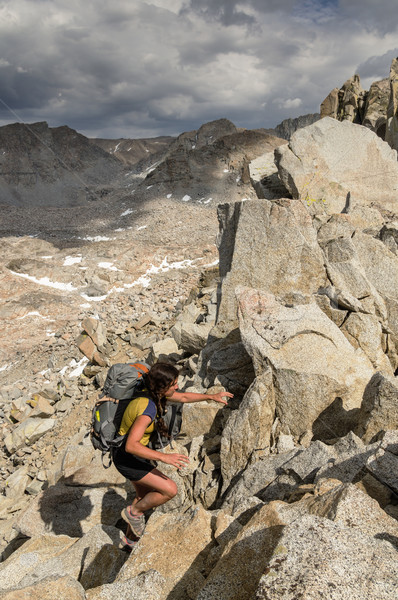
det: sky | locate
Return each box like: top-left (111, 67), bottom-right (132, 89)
top-left (0, 0), bottom-right (397, 140)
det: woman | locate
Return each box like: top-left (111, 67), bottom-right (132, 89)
top-left (113, 361), bottom-right (233, 549)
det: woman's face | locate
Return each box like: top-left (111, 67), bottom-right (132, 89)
top-left (167, 378), bottom-right (179, 394)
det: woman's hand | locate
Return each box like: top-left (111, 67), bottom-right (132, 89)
top-left (160, 452), bottom-right (190, 469)
top-left (210, 391), bottom-right (234, 405)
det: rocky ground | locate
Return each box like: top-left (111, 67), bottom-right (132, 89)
top-left (1, 115), bottom-right (398, 599)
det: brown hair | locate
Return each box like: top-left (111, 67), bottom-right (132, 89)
top-left (145, 362), bottom-right (179, 437)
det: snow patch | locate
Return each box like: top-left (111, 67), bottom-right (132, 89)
top-left (80, 293), bottom-right (108, 302)
top-left (123, 256), bottom-right (199, 290)
top-left (120, 209), bottom-right (134, 217)
top-left (166, 193), bottom-right (172, 199)
top-left (204, 258), bottom-right (219, 268)
top-left (79, 236), bottom-right (113, 242)
top-left (63, 256), bottom-right (82, 266)
top-left (182, 195), bottom-right (191, 202)
top-left (98, 262), bottom-right (119, 271)
top-left (17, 311), bottom-right (55, 321)
top-left (60, 357), bottom-right (89, 378)
top-left (137, 225), bottom-right (147, 231)
top-left (10, 271), bottom-right (77, 291)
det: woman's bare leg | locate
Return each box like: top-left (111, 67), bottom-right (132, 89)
top-left (128, 469), bottom-right (177, 515)
top-left (131, 480), bottom-right (147, 507)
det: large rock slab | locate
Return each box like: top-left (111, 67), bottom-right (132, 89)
top-left (0, 534), bottom-right (77, 591)
top-left (222, 449), bottom-right (299, 514)
top-left (220, 369), bottom-right (275, 492)
top-left (194, 330), bottom-right (255, 397)
top-left (180, 400), bottom-right (224, 440)
top-left (255, 513), bottom-right (398, 599)
top-left (321, 232), bottom-right (387, 318)
top-left (116, 506), bottom-right (213, 599)
top-left (196, 502), bottom-right (289, 600)
top-left (198, 495), bottom-right (398, 599)
top-left (18, 525), bottom-right (125, 590)
top-left (356, 372), bottom-right (398, 443)
top-left (0, 575), bottom-right (86, 600)
top-left (340, 312), bottom-right (393, 374)
top-left (216, 197), bottom-right (326, 325)
top-left (314, 432), bottom-right (379, 484)
top-left (194, 196), bottom-right (326, 395)
top-left (366, 447), bottom-right (398, 496)
top-left (171, 320), bottom-right (212, 354)
top-left (275, 117), bottom-right (398, 214)
top-left (248, 149), bottom-right (290, 200)
top-left (305, 481), bottom-right (398, 540)
top-left (351, 231), bottom-right (398, 343)
top-left (15, 482), bottom-right (131, 538)
top-left (237, 287), bottom-right (375, 441)
top-left (86, 570), bottom-right (165, 600)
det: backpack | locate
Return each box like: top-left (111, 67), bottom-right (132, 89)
top-left (90, 361), bottom-right (150, 467)
top-left (149, 401), bottom-right (183, 450)
top-left (90, 361), bottom-right (184, 465)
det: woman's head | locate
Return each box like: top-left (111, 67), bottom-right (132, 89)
top-left (146, 362), bottom-right (179, 401)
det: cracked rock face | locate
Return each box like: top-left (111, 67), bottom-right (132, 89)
top-left (275, 117), bottom-right (398, 215)
top-left (236, 287), bottom-right (374, 442)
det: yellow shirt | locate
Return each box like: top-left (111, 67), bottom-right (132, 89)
top-left (118, 395), bottom-right (156, 446)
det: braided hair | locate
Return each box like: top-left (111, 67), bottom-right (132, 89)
top-left (145, 362), bottom-right (179, 438)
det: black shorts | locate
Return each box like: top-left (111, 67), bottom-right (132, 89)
top-left (112, 445), bottom-right (156, 481)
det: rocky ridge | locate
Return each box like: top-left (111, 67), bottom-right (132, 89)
top-left (1, 115), bottom-right (398, 598)
top-left (321, 56), bottom-right (398, 151)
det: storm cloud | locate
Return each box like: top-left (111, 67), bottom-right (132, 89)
top-left (0, 0), bottom-right (397, 138)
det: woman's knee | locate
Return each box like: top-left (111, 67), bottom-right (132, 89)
top-left (163, 479), bottom-right (178, 500)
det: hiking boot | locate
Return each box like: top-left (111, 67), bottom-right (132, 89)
top-left (119, 532), bottom-right (138, 551)
top-left (121, 506), bottom-right (146, 537)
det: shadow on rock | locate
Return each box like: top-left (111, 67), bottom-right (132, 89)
top-left (38, 484), bottom-right (94, 537)
top-left (14, 479), bottom-right (132, 539)
top-left (166, 513), bottom-right (285, 600)
top-left (312, 396), bottom-right (360, 441)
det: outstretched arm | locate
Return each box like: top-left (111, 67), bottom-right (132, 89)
top-left (166, 389), bottom-right (233, 405)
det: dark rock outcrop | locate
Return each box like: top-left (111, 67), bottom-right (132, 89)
top-left (273, 113), bottom-right (320, 140)
top-left (0, 121), bottom-right (125, 207)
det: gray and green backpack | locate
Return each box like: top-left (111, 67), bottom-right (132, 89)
top-left (90, 361), bottom-right (183, 466)
top-left (90, 361), bottom-right (150, 466)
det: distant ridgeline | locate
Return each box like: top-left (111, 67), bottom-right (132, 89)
top-left (0, 121), bottom-right (124, 207)
top-left (320, 57), bottom-right (398, 152)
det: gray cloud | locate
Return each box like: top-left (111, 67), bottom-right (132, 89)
top-left (357, 49), bottom-right (398, 81)
top-left (0, 0), bottom-right (397, 138)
